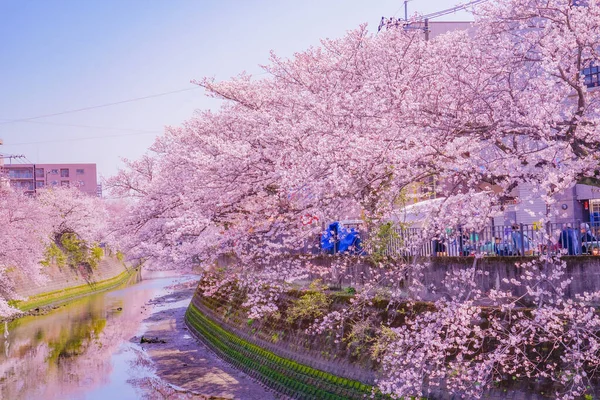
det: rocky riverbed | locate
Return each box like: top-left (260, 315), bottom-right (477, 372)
top-left (134, 279), bottom-right (279, 400)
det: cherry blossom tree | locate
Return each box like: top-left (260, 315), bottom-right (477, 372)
top-left (0, 187), bottom-right (51, 315)
top-left (37, 186), bottom-right (108, 245)
top-left (0, 186), bottom-right (116, 316)
top-left (108, 0), bottom-right (600, 397)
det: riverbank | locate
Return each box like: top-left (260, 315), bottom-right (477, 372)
top-left (1, 266), bottom-right (140, 324)
top-left (0, 270), bottom-right (171, 399)
top-left (136, 280), bottom-right (279, 400)
top-left (0, 271), bottom-right (278, 399)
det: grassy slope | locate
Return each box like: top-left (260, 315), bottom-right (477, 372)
top-left (10, 267), bottom-right (139, 312)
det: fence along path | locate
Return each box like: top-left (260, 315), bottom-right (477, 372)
top-left (335, 220), bottom-right (600, 258)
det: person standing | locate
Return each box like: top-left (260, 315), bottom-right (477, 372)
top-left (580, 223), bottom-right (596, 254)
top-left (511, 224), bottom-right (526, 256)
top-left (559, 224), bottom-right (581, 255)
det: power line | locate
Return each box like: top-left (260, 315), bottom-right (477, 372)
top-left (0, 119), bottom-right (162, 134)
top-left (392, 1), bottom-right (410, 18)
top-left (0, 154), bottom-right (25, 159)
top-left (379, 0), bottom-right (488, 31)
top-left (0, 86), bottom-right (201, 126)
top-left (421, 0), bottom-right (489, 20)
top-left (4, 155), bottom-right (27, 165)
top-left (4, 130), bottom-right (161, 146)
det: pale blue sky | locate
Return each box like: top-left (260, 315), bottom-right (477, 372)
top-left (0, 0), bottom-right (475, 180)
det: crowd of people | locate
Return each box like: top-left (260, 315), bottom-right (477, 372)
top-left (320, 221), bottom-right (600, 258)
top-left (432, 223), bottom-right (600, 257)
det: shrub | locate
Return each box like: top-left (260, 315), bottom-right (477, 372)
top-left (61, 233), bottom-right (87, 265)
top-left (41, 242), bottom-right (67, 267)
top-left (368, 222), bottom-right (400, 263)
top-left (89, 246), bottom-right (104, 269)
top-left (286, 280), bottom-right (332, 324)
top-left (344, 286), bottom-right (356, 295)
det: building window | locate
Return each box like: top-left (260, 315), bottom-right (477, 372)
top-left (35, 168), bottom-right (44, 176)
top-left (36, 181), bottom-right (45, 188)
top-left (50, 180), bottom-right (58, 186)
top-left (61, 181), bottom-right (69, 187)
top-left (51, 169), bottom-right (58, 175)
top-left (77, 180), bottom-right (85, 187)
top-left (76, 169), bottom-right (85, 175)
top-left (583, 65), bottom-right (599, 88)
top-left (591, 199), bottom-right (600, 215)
top-left (60, 168), bottom-right (69, 177)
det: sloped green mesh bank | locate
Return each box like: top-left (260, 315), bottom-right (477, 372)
top-left (10, 267), bottom-right (139, 312)
top-left (185, 302), bottom-right (378, 400)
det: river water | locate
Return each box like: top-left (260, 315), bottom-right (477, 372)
top-left (0, 271), bottom-right (197, 400)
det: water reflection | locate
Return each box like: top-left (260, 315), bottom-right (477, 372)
top-left (0, 273), bottom-right (189, 400)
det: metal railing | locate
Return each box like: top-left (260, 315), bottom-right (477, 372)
top-left (320, 220), bottom-right (600, 258)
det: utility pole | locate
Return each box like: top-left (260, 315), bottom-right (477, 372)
top-left (403, 0), bottom-right (429, 41)
top-left (33, 163), bottom-right (36, 194)
top-left (0, 154), bottom-right (25, 163)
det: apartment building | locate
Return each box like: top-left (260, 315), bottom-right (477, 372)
top-left (1, 163), bottom-right (99, 196)
top-left (0, 139), bottom-right (7, 189)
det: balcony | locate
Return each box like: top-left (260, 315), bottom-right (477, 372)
top-left (8, 171), bottom-right (33, 179)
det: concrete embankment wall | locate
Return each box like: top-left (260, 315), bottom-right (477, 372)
top-left (4, 255), bottom-right (139, 315)
top-left (304, 255), bottom-right (600, 302)
top-left (427, 256), bottom-right (600, 300)
top-left (187, 255), bottom-right (600, 398)
top-left (185, 276), bottom-right (556, 400)
top-left (185, 297), bottom-right (373, 400)
top-left (187, 299), bottom-right (551, 400)
top-left (10, 255), bottom-right (130, 298)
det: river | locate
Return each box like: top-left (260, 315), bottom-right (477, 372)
top-left (0, 271), bottom-right (201, 399)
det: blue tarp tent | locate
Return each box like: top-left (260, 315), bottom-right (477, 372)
top-left (321, 222), bottom-right (363, 254)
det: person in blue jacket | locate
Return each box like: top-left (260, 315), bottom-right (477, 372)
top-left (559, 224), bottom-right (580, 255)
top-left (511, 224), bottom-right (530, 256)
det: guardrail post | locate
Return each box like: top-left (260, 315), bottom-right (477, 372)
top-left (458, 225), bottom-right (464, 256)
top-left (519, 223), bottom-right (525, 256)
top-left (546, 221), bottom-right (552, 256)
top-left (576, 219), bottom-right (582, 254)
